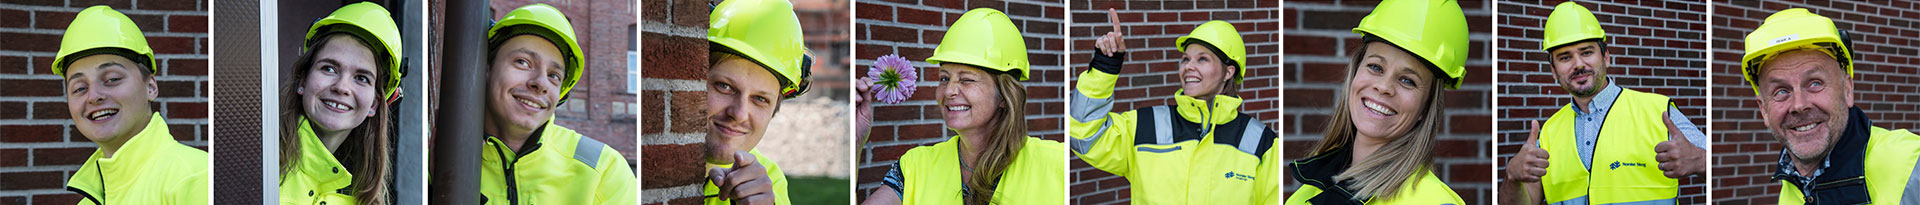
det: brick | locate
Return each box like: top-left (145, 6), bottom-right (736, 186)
top-left (32, 102), bottom-right (70, 120)
top-left (167, 15), bottom-right (208, 33)
top-left (139, 0), bottom-right (201, 11)
top-left (32, 147), bottom-right (92, 166)
top-left (1, 125), bottom-right (64, 143)
top-left (0, 171), bottom-right (66, 190)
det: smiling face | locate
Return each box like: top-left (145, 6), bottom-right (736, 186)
top-left (1346, 42), bottom-right (1436, 141)
top-left (1755, 49), bottom-right (1854, 163)
top-left (1548, 41), bottom-right (1610, 97)
top-left (1179, 43), bottom-right (1236, 97)
top-left (64, 54), bottom-right (157, 144)
top-left (705, 53), bottom-right (781, 152)
top-left (484, 35), bottom-right (568, 137)
top-left (300, 35), bottom-right (382, 134)
top-left (936, 64), bottom-right (1004, 132)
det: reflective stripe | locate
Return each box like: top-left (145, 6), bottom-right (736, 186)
top-left (1152, 106), bottom-right (1172, 144)
top-left (1070, 88), bottom-right (1114, 123)
top-left (1548, 196), bottom-right (1677, 205)
top-left (1071, 124), bottom-right (1107, 154)
top-left (1906, 156), bottom-right (1920, 205)
top-left (1237, 121), bottom-right (1264, 155)
top-left (1137, 146), bottom-right (1182, 153)
top-left (574, 136), bottom-right (605, 169)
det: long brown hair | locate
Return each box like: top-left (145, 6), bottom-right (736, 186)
top-left (278, 34), bottom-right (392, 205)
top-left (1310, 41), bottom-right (1449, 201)
top-left (939, 68), bottom-right (1029, 205)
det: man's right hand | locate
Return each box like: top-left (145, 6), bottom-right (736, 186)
top-left (1507, 120), bottom-right (1551, 182)
top-left (1094, 8), bottom-right (1127, 56)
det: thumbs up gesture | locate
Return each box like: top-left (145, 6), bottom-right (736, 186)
top-left (1655, 115), bottom-right (1706, 178)
top-left (1506, 120), bottom-right (1551, 182)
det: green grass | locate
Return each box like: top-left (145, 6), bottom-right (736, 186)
top-left (787, 176), bottom-right (851, 204)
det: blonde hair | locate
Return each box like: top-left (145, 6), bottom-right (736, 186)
top-left (278, 34), bottom-right (392, 205)
top-left (1310, 41), bottom-right (1449, 201)
top-left (938, 67), bottom-right (1028, 205)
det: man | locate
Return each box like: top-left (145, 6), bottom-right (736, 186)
top-left (478, 4), bottom-right (636, 204)
top-left (54, 6), bottom-right (210, 204)
top-left (1740, 8), bottom-right (1920, 204)
top-left (1502, 2), bottom-right (1708, 204)
top-left (701, 0), bottom-right (811, 204)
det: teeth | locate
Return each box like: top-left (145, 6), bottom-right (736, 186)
top-left (1363, 101), bottom-right (1397, 116)
top-left (519, 98), bottom-right (545, 109)
top-left (88, 110), bottom-right (116, 120)
top-left (324, 101), bottom-right (350, 110)
top-left (1793, 123), bottom-right (1817, 131)
top-left (947, 106), bottom-right (970, 111)
top-left (1185, 77), bottom-right (1201, 83)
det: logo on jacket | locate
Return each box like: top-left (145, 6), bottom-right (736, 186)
top-left (1224, 171), bottom-right (1253, 181)
top-left (1610, 161), bottom-right (1647, 170)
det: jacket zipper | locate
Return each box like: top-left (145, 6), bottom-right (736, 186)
top-left (492, 141), bottom-right (521, 204)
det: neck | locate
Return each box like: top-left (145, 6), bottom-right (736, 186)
top-left (1794, 157), bottom-right (1823, 177)
top-left (484, 119), bottom-right (536, 152)
top-left (97, 118), bottom-right (152, 158)
top-left (316, 127), bottom-right (350, 152)
top-left (1350, 133), bottom-right (1387, 165)
top-left (1571, 94), bottom-right (1596, 111)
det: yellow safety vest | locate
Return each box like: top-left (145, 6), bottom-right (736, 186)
top-left (279, 117), bottom-right (361, 205)
top-left (1779, 126), bottom-right (1920, 204)
top-left (1285, 171), bottom-right (1465, 204)
top-left (897, 136), bottom-right (1065, 204)
top-left (1069, 69), bottom-right (1280, 204)
top-left (64, 114), bottom-right (210, 205)
top-left (702, 149), bottom-right (792, 205)
top-left (480, 121), bottom-right (636, 205)
top-left (1538, 89), bottom-right (1676, 204)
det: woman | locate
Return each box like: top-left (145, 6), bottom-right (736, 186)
top-left (1065, 10), bottom-right (1279, 205)
top-left (277, 2), bottom-right (403, 205)
top-left (1284, 0), bottom-right (1468, 204)
top-left (857, 8), bottom-right (1065, 205)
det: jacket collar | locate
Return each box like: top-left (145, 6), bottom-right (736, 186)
top-left (1773, 107), bottom-right (1872, 199)
top-left (1173, 90), bottom-right (1243, 125)
top-left (66, 114), bottom-right (176, 201)
top-left (1289, 146), bottom-right (1364, 204)
top-left (486, 117), bottom-right (557, 162)
top-left (293, 117), bottom-right (355, 188)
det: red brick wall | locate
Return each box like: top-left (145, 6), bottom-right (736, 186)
top-left (1065, 0), bottom-right (1278, 204)
top-left (851, 0), bottom-right (1067, 202)
top-left (1492, 0), bottom-right (1710, 204)
top-left (0, 1), bottom-right (209, 204)
top-left (1282, 0), bottom-right (1493, 203)
top-left (639, 0), bottom-right (710, 203)
top-left (1711, 1), bottom-right (1920, 203)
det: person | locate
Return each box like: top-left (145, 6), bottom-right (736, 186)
top-left (702, 0), bottom-right (813, 204)
top-left (1502, 2), bottom-right (1709, 204)
top-left (856, 8), bottom-right (1066, 205)
top-left (53, 5), bottom-right (210, 204)
top-left (277, 2), bottom-right (403, 205)
top-left (1068, 6), bottom-right (1280, 205)
top-left (476, 4), bottom-right (636, 204)
top-left (1282, 0), bottom-right (1466, 204)
top-left (1739, 8), bottom-right (1920, 204)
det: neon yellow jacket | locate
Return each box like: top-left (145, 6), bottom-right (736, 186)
top-left (702, 149), bottom-right (792, 205)
top-left (64, 114), bottom-right (209, 205)
top-left (1068, 69), bottom-right (1280, 204)
top-left (279, 117), bottom-right (361, 205)
top-left (1776, 107), bottom-right (1920, 204)
top-left (1538, 89), bottom-right (1676, 204)
top-left (480, 122), bottom-right (636, 205)
top-left (885, 136), bottom-right (1064, 204)
top-left (1285, 169), bottom-right (1463, 204)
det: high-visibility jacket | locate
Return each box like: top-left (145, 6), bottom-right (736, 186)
top-left (1538, 89), bottom-right (1676, 204)
top-left (1068, 66), bottom-right (1280, 204)
top-left (480, 122), bottom-right (636, 205)
top-left (64, 114), bottom-right (209, 205)
top-left (1777, 107), bottom-right (1920, 204)
top-left (279, 117), bottom-right (361, 205)
top-left (702, 149), bottom-right (792, 205)
top-left (896, 136), bottom-right (1065, 204)
top-left (1286, 146), bottom-right (1464, 204)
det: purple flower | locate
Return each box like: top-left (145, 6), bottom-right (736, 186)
top-left (867, 54), bottom-right (917, 104)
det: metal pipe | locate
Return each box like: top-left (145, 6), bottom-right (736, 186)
top-left (429, 0), bottom-right (488, 203)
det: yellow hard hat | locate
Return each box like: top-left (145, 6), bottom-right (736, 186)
top-left (307, 2), bottom-right (405, 100)
top-left (52, 6), bottom-right (154, 77)
top-left (489, 3), bottom-right (586, 101)
top-left (710, 0), bottom-right (812, 99)
top-left (1352, 0), bottom-right (1469, 90)
top-left (1175, 20), bottom-right (1248, 84)
top-left (927, 8), bottom-right (1030, 81)
top-left (1741, 8), bottom-right (1854, 95)
top-left (1541, 2), bottom-right (1606, 52)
